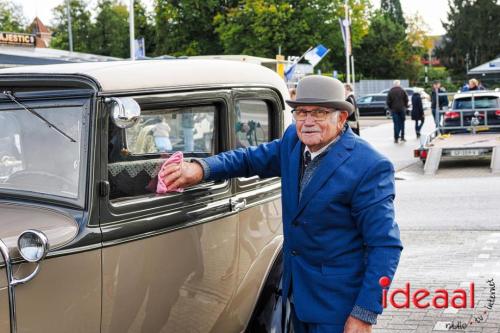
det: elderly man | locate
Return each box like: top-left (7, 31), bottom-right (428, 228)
top-left (386, 80), bottom-right (409, 143)
top-left (161, 76), bottom-right (402, 333)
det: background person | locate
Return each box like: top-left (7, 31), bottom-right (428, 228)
top-left (411, 91), bottom-right (425, 138)
top-left (344, 83), bottom-right (360, 136)
top-left (160, 75), bottom-right (403, 333)
top-left (431, 80), bottom-right (449, 129)
top-left (386, 80), bottom-right (408, 143)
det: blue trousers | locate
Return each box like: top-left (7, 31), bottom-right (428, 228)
top-left (392, 110), bottom-right (406, 140)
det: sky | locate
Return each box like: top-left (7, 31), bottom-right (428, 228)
top-left (19, 0), bottom-right (449, 36)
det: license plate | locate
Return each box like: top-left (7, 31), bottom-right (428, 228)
top-left (450, 149), bottom-right (480, 157)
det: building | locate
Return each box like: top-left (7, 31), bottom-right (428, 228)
top-left (0, 17), bottom-right (119, 69)
top-left (468, 57), bottom-right (500, 86)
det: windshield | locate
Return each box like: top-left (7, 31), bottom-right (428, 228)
top-left (454, 96), bottom-right (499, 110)
top-left (0, 98), bottom-right (89, 200)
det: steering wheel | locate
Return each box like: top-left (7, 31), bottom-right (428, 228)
top-left (7, 170), bottom-right (75, 192)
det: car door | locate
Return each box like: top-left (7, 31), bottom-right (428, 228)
top-left (357, 96), bottom-right (373, 116)
top-left (206, 88), bottom-right (285, 331)
top-left (99, 90), bottom-right (245, 333)
top-left (373, 95), bottom-right (389, 115)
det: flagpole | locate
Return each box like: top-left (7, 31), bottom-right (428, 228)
top-left (351, 55), bottom-right (356, 94)
top-left (129, 0), bottom-right (135, 60)
top-left (66, 0), bottom-right (73, 52)
top-left (344, 0), bottom-right (351, 84)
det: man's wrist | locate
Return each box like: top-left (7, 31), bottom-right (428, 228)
top-left (350, 305), bottom-right (377, 325)
top-left (191, 158), bottom-right (210, 181)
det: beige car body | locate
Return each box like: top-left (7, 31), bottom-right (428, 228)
top-left (0, 60), bottom-right (292, 332)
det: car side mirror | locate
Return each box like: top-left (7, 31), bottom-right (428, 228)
top-left (106, 97), bottom-right (141, 129)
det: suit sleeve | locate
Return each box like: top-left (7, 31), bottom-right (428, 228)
top-left (350, 158), bottom-right (403, 315)
top-left (199, 128), bottom-right (288, 181)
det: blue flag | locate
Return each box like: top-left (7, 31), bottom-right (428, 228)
top-left (304, 44), bottom-right (329, 67)
top-left (284, 63), bottom-right (296, 81)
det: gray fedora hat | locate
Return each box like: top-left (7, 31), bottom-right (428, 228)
top-left (286, 75), bottom-right (354, 114)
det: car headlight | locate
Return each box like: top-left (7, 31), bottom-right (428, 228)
top-left (17, 230), bottom-right (49, 263)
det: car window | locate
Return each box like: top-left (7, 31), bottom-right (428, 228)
top-left (235, 100), bottom-right (270, 148)
top-left (454, 97), bottom-right (498, 110)
top-left (359, 96), bottom-right (372, 103)
top-left (108, 104), bottom-right (217, 202)
top-left (405, 89), bottom-right (414, 96)
top-left (373, 95), bottom-right (387, 102)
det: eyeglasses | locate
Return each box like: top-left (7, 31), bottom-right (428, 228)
top-left (291, 108), bottom-right (335, 121)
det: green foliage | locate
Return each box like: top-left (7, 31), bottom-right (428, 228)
top-left (356, 11), bottom-right (419, 81)
top-left (213, 0), bottom-right (370, 73)
top-left (90, 0), bottom-right (130, 58)
top-left (134, 0), bottom-right (156, 55)
top-left (380, 0), bottom-right (406, 28)
top-left (0, 0), bottom-right (27, 32)
top-left (154, 0), bottom-right (227, 56)
top-left (50, 0), bottom-right (93, 52)
top-left (437, 0), bottom-right (500, 77)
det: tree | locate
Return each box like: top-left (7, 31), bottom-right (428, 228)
top-left (91, 0), bottom-right (130, 58)
top-left (0, 0), bottom-right (27, 32)
top-left (134, 0), bottom-right (155, 56)
top-left (355, 11), bottom-right (418, 81)
top-left (213, 0), bottom-right (370, 74)
top-left (437, 0), bottom-right (500, 77)
top-left (380, 0), bottom-right (406, 28)
top-left (50, 0), bottom-right (93, 52)
top-left (154, 0), bottom-right (229, 56)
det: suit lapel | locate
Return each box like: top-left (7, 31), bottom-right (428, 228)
top-left (286, 138), bottom-right (303, 217)
top-left (292, 130), bottom-right (355, 221)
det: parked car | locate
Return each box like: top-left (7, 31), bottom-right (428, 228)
top-left (0, 59), bottom-right (292, 333)
top-left (357, 93), bottom-right (389, 116)
top-left (442, 90), bottom-right (500, 133)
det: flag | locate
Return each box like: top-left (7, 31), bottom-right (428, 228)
top-left (339, 18), bottom-right (352, 56)
top-left (304, 44), bottom-right (329, 67)
top-left (284, 63), bottom-right (296, 81)
top-left (134, 37), bottom-right (146, 58)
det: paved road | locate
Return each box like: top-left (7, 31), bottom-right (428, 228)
top-left (362, 116), bottom-right (500, 332)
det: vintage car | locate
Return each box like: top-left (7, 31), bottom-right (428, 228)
top-left (0, 59), bottom-right (292, 332)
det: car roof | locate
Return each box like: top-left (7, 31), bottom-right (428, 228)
top-left (361, 93), bottom-right (387, 97)
top-left (453, 91), bottom-right (500, 99)
top-left (0, 59), bottom-right (289, 96)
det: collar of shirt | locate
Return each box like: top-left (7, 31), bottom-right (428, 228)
top-left (303, 126), bottom-right (345, 161)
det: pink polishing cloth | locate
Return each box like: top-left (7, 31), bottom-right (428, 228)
top-left (156, 151), bottom-right (184, 194)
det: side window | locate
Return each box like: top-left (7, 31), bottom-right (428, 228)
top-left (235, 100), bottom-right (270, 148)
top-left (107, 104), bottom-right (217, 202)
top-left (374, 96), bottom-right (387, 102)
top-left (359, 96), bottom-right (372, 103)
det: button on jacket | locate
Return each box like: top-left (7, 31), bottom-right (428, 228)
top-left (200, 125), bottom-right (403, 325)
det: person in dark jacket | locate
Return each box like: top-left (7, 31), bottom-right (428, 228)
top-left (386, 80), bottom-right (409, 143)
top-left (411, 92), bottom-right (424, 138)
top-left (431, 80), bottom-right (449, 128)
top-left (344, 83), bottom-right (360, 136)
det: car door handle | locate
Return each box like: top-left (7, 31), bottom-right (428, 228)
top-left (231, 198), bottom-right (247, 212)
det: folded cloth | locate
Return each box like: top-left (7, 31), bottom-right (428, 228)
top-left (156, 151), bottom-right (184, 194)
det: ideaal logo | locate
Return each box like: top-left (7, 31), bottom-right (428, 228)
top-left (379, 276), bottom-right (475, 309)
top-left (379, 277), bottom-right (496, 331)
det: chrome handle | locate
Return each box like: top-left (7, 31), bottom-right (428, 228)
top-left (231, 198), bottom-right (247, 212)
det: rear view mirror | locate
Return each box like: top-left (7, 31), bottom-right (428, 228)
top-left (106, 97), bottom-right (141, 129)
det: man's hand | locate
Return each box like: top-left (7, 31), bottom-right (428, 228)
top-left (344, 316), bottom-right (372, 333)
top-left (159, 161), bottom-right (204, 190)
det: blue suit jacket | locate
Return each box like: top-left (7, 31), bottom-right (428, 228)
top-left (202, 125), bottom-right (403, 325)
